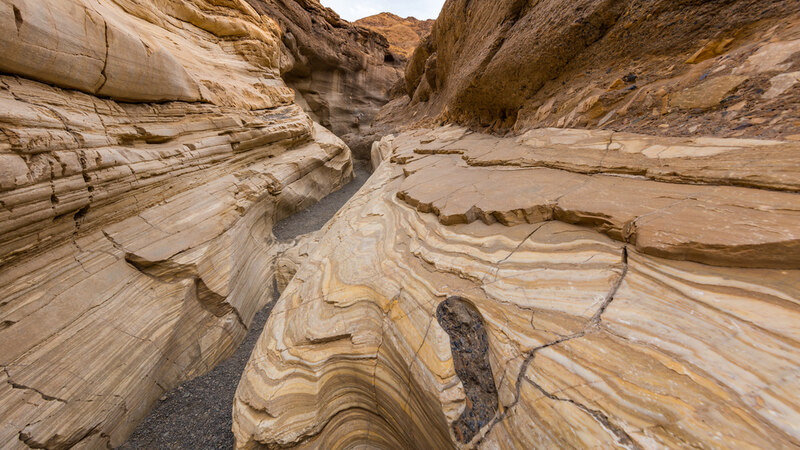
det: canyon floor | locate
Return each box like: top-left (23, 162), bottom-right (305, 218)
top-left (121, 161), bottom-right (371, 449)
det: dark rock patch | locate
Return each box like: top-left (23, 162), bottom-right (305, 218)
top-left (436, 296), bottom-right (498, 443)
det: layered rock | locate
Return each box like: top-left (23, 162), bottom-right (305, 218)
top-left (355, 13), bottom-right (434, 59)
top-left (0, 0), bottom-right (352, 447)
top-left (233, 126), bottom-right (800, 448)
top-left (386, 0), bottom-right (800, 138)
top-left (244, 0), bottom-right (405, 158)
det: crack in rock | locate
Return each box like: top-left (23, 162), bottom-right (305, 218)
top-left (474, 245), bottom-right (630, 446)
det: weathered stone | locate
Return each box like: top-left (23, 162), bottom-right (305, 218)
top-left (233, 126), bottom-right (800, 448)
top-left (355, 13), bottom-right (434, 59)
top-left (380, 1), bottom-right (800, 139)
top-left (0, 0), bottom-right (354, 447)
top-left (244, 0), bottom-right (405, 158)
top-left (670, 75), bottom-right (749, 110)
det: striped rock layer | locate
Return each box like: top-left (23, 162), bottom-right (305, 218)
top-left (234, 126), bottom-right (800, 448)
top-left (0, 0), bottom-right (353, 447)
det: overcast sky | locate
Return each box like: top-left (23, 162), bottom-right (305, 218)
top-left (320, 0), bottom-right (445, 22)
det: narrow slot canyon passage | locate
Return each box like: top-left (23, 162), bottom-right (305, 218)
top-left (121, 162), bottom-right (372, 449)
top-left (3, 0), bottom-right (800, 448)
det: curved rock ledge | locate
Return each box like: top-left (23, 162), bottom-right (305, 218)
top-left (393, 127), bottom-right (800, 269)
top-left (233, 127), bottom-right (800, 449)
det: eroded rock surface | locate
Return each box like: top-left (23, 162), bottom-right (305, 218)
top-left (383, 0), bottom-right (800, 139)
top-left (244, 0), bottom-right (405, 158)
top-left (233, 126), bottom-right (800, 448)
top-left (0, 0), bottom-right (353, 447)
top-left (355, 13), bottom-right (434, 59)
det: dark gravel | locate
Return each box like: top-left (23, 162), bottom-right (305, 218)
top-left (273, 160), bottom-right (371, 240)
top-left (121, 160), bottom-right (371, 449)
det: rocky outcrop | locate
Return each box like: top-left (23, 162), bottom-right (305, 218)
top-left (231, 5), bottom-right (800, 447)
top-left (355, 13), bottom-right (434, 59)
top-left (244, 0), bottom-right (405, 158)
top-left (0, 0), bottom-right (352, 447)
top-left (233, 126), bottom-right (800, 448)
top-left (388, 0), bottom-right (800, 138)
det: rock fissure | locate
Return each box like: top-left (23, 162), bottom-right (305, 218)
top-left (96, 20), bottom-right (110, 93)
top-left (4, 368), bottom-right (68, 404)
top-left (522, 376), bottom-right (641, 449)
top-left (474, 243), bottom-right (629, 445)
top-left (437, 296), bottom-right (499, 443)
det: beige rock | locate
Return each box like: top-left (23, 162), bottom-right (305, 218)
top-left (670, 75), bottom-right (749, 110)
top-left (0, 0), bottom-right (292, 108)
top-left (685, 37), bottom-right (734, 64)
top-left (0, 0), bottom-right (354, 447)
top-left (764, 71), bottom-right (800, 99)
top-left (275, 231), bottom-right (322, 294)
top-left (735, 39), bottom-right (800, 74)
top-left (233, 126), bottom-right (800, 449)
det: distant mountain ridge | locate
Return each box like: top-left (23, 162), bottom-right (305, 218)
top-left (356, 12), bottom-right (434, 59)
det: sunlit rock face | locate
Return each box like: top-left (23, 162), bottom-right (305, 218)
top-left (233, 126), bottom-right (800, 449)
top-left (355, 13), bottom-right (434, 59)
top-left (232, 1), bottom-right (800, 447)
top-left (0, 0), bottom-right (353, 447)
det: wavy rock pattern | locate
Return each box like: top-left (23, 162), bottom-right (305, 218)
top-left (234, 127), bottom-right (800, 448)
top-left (0, 0), bottom-right (353, 447)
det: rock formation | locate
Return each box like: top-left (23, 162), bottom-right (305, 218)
top-left (233, 1), bottom-right (800, 449)
top-left (355, 13), bottom-right (434, 59)
top-left (244, 0), bottom-right (405, 159)
top-left (386, 0), bottom-right (800, 138)
top-left (0, 0), bottom-right (352, 447)
top-left (234, 125), bottom-right (800, 449)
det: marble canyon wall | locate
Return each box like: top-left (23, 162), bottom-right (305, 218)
top-left (0, 0), bottom-right (353, 447)
top-left (244, 0), bottom-right (406, 159)
top-left (234, 1), bottom-right (800, 449)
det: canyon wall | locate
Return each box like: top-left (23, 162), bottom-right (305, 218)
top-left (244, 0), bottom-right (405, 159)
top-left (0, 0), bottom-right (352, 447)
top-left (234, 1), bottom-right (800, 448)
top-left (383, 0), bottom-right (800, 139)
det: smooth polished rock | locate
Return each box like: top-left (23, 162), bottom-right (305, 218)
top-left (233, 126), bottom-right (800, 449)
top-left (0, 0), bottom-right (354, 447)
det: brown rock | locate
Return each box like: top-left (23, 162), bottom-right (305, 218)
top-left (244, 0), bottom-right (405, 158)
top-left (379, 0), bottom-right (800, 139)
top-left (685, 37), bottom-right (734, 64)
top-left (355, 12), bottom-right (435, 59)
top-left (670, 75), bottom-right (749, 110)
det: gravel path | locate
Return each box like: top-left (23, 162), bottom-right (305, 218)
top-left (121, 161), bottom-right (371, 449)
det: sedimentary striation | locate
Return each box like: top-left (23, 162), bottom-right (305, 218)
top-left (233, 1), bottom-right (800, 447)
top-left (0, 0), bottom-right (352, 447)
top-left (234, 125), bottom-right (800, 448)
top-left (244, 0), bottom-right (405, 159)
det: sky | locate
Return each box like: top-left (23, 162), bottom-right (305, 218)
top-left (320, 0), bottom-right (445, 22)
